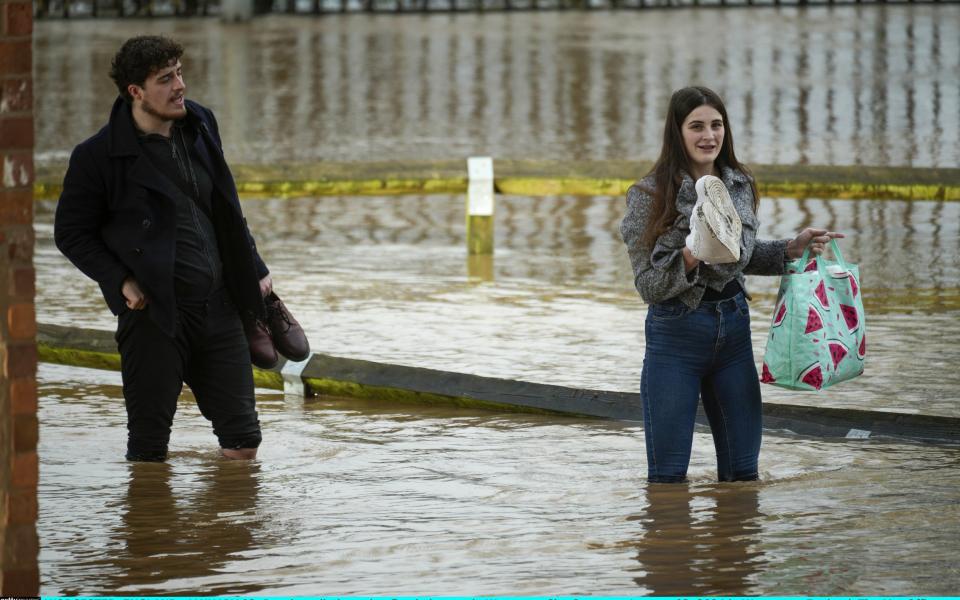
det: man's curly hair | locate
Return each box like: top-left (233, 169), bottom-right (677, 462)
top-left (110, 36), bottom-right (184, 103)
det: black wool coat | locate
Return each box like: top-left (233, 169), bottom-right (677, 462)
top-left (54, 96), bottom-right (270, 337)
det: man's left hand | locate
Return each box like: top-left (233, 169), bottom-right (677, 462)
top-left (259, 274), bottom-right (273, 298)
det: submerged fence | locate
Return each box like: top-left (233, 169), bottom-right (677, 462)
top-left (33, 0), bottom-right (956, 18)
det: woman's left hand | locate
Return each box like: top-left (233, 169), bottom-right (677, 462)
top-left (786, 228), bottom-right (845, 259)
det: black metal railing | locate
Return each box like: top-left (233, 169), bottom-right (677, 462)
top-left (33, 0), bottom-right (950, 19)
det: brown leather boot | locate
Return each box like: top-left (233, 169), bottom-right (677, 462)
top-left (264, 292), bottom-right (310, 361)
top-left (244, 317), bottom-right (278, 369)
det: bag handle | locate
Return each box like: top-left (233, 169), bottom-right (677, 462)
top-left (799, 238), bottom-right (848, 272)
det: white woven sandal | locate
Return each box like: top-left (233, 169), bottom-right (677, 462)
top-left (688, 175), bottom-right (742, 264)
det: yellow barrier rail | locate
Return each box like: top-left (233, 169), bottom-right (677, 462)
top-left (33, 160), bottom-right (960, 201)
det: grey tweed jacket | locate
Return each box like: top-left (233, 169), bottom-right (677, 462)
top-left (619, 165), bottom-right (789, 308)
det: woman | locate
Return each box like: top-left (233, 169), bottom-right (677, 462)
top-left (620, 86), bottom-right (842, 483)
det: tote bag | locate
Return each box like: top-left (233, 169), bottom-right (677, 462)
top-left (761, 239), bottom-right (866, 391)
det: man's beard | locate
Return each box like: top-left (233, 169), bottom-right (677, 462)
top-left (142, 96), bottom-right (186, 122)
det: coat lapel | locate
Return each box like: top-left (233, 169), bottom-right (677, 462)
top-left (106, 96), bottom-right (185, 205)
top-left (127, 152), bottom-right (184, 205)
top-left (190, 124), bottom-right (218, 179)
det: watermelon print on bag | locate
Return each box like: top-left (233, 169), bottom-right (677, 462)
top-left (761, 239), bottom-right (866, 391)
top-left (828, 340), bottom-right (849, 368)
top-left (814, 280), bottom-right (830, 309)
top-left (772, 296), bottom-right (787, 327)
top-left (760, 362), bottom-right (776, 383)
top-left (805, 305), bottom-right (824, 334)
top-left (840, 304), bottom-right (860, 332)
top-left (799, 363), bottom-right (824, 391)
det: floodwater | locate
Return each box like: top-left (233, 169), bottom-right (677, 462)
top-left (31, 5), bottom-right (960, 596)
top-left (34, 194), bottom-right (960, 417)
top-left (33, 5), bottom-right (960, 168)
top-left (34, 192), bottom-right (960, 594)
top-left (37, 362), bottom-right (960, 595)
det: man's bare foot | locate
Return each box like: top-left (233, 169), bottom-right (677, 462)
top-left (221, 447), bottom-right (258, 460)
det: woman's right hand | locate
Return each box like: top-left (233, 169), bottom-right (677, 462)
top-left (681, 246), bottom-right (700, 272)
top-left (786, 228), bottom-right (845, 259)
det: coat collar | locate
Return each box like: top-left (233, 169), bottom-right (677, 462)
top-left (719, 164), bottom-right (752, 187)
top-left (678, 164), bottom-right (751, 187)
top-left (676, 164), bottom-right (751, 197)
top-left (106, 96), bottom-right (218, 202)
top-left (107, 95), bottom-right (205, 158)
top-left (676, 164), bottom-right (752, 206)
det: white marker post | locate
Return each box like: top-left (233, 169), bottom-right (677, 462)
top-left (280, 356), bottom-right (311, 397)
top-left (466, 157), bottom-right (495, 256)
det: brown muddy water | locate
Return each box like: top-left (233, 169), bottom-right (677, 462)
top-left (35, 194), bottom-right (960, 416)
top-left (37, 363), bottom-right (960, 596)
top-left (35, 192), bottom-right (960, 595)
top-left (33, 6), bottom-right (960, 168)
top-left (31, 6), bottom-right (960, 596)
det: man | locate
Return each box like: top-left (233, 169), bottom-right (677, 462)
top-left (55, 35), bottom-right (274, 461)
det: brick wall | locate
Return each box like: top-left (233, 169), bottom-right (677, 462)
top-left (0, 0), bottom-right (38, 595)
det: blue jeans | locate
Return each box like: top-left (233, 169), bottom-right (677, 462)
top-left (641, 292), bottom-right (762, 483)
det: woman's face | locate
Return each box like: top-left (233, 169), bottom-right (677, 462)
top-left (681, 104), bottom-right (725, 173)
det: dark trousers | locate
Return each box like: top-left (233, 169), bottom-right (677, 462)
top-left (640, 292), bottom-right (762, 483)
top-left (115, 289), bottom-right (262, 461)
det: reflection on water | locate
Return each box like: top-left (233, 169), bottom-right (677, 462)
top-left (104, 461), bottom-right (264, 595)
top-left (33, 6), bottom-right (960, 168)
top-left (34, 194), bottom-right (960, 416)
top-left (32, 7), bottom-right (960, 596)
top-left (37, 363), bottom-right (960, 595)
top-left (628, 484), bottom-right (765, 596)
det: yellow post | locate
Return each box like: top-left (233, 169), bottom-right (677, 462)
top-left (467, 254), bottom-right (495, 281)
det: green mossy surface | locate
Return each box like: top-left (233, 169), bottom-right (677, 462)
top-left (302, 377), bottom-right (583, 417)
top-left (253, 369), bottom-right (284, 390)
top-left (38, 344), bottom-right (122, 371)
top-left (39, 342), bottom-right (285, 390)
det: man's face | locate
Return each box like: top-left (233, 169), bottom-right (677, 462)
top-left (130, 60), bottom-right (186, 122)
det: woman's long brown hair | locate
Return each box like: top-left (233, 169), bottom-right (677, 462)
top-left (640, 86), bottom-right (759, 249)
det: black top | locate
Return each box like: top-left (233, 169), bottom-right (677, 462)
top-left (138, 120), bottom-right (224, 301)
top-left (701, 279), bottom-right (743, 302)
